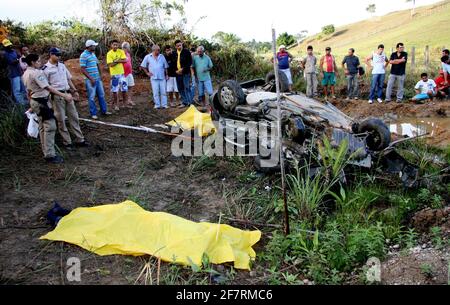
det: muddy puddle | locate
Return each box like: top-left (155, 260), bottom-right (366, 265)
top-left (389, 117), bottom-right (450, 146)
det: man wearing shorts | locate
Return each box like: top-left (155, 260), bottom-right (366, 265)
top-left (320, 47), bottom-right (339, 99)
top-left (272, 45), bottom-right (293, 91)
top-left (164, 45), bottom-right (180, 106)
top-left (106, 40), bottom-right (128, 111)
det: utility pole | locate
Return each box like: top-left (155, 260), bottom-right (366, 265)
top-left (271, 28), bottom-right (290, 236)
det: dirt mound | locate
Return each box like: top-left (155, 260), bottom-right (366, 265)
top-left (411, 207), bottom-right (450, 233)
top-left (330, 98), bottom-right (450, 120)
top-left (64, 58), bottom-right (151, 102)
top-left (381, 246), bottom-right (450, 285)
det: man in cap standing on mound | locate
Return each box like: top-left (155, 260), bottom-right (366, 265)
top-left (80, 39), bottom-right (111, 119)
top-left (43, 47), bottom-right (88, 150)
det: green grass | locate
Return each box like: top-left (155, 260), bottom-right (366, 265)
top-left (257, 136), bottom-right (450, 284)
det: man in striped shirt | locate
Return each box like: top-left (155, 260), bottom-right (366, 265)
top-left (80, 40), bottom-right (111, 119)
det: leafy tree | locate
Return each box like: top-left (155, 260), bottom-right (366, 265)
top-left (98, 0), bottom-right (186, 44)
top-left (321, 25), bottom-right (335, 35)
top-left (276, 32), bottom-right (295, 47)
top-left (366, 4), bottom-right (376, 16)
top-left (212, 31), bottom-right (242, 47)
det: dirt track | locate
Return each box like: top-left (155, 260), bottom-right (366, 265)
top-left (0, 91), bottom-right (240, 284)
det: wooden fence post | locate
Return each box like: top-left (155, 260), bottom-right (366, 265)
top-left (425, 45), bottom-right (429, 72)
top-left (411, 46), bottom-right (415, 71)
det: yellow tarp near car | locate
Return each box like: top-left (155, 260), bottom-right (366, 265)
top-left (166, 105), bottom-right (215, 137)
top-left (40, 200), bottom-right (261, 270)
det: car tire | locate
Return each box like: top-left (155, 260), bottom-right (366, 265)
top-left (358, 118), bottom-right (391, 151)
top-left (265, 71), bottom-right (290, 93)
top-left (217, 80), bottom-right (246, 111)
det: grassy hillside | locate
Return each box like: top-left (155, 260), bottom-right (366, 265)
top-left (290, 0), bottom-right (450, 69)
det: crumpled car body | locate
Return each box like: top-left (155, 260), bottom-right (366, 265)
top-left (208, 75), bottom-right (419, 187)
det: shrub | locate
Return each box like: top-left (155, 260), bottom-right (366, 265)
top-left (321, 24), bottom-right (335, 35)
top-left (276, 32), bottom-right (295, 47)
top-left (210, 45), bottom-right (271, 81)
top-left (347, 223), bottom-right (386, 264)
top-left (0, 91), bottom-right (27, 149)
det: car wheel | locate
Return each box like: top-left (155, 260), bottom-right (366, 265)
top-left (217, 80), bottom-right (245, 111)
top-left (358, 118), bottom-right (391, 151)
top-left (265, 71), bottom-right (290, 93)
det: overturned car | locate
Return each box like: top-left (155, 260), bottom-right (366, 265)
top-left (209, 72), bottom-right (420, 187)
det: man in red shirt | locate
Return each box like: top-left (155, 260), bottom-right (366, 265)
top-left (122, 42), bottom-right (135, 107)
top-left (435, 70), bottom-right (449, 99)
top-left (319, 47), bottom-right (339, 100)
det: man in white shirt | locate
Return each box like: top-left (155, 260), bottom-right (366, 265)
top-left (411, 72), bottom-right (437, 102)
top-left (366, 44), bottom-right (389, 104)
top-left (140, 45), bottom-right (169, 109)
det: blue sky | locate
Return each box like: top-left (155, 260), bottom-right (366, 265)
top-left (0, 0), bottom-right (443, 41)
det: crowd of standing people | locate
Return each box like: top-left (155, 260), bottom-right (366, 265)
top-left (278, 43), bottom-right (449, 103)
top-left (1, 37), bottom-right (214, 164)
top-left (1, 36), bottom-right (449, 165)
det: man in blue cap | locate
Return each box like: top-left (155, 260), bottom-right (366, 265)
top-left (43, 47), bottom-right (88, 150)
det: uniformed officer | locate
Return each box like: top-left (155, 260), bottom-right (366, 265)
top-left (43, 47), bottom-right (88, 150)
top-left (23, 53), bottom-right (73, 164)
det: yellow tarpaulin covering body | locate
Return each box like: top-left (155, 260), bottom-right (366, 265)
top-left (166, 105), bottom-right (215, 137)
top-left (40, 201), bottom-right (261, 270)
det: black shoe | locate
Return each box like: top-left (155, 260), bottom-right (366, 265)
top-left (63, 144), bottom-right (74, 151)
top-left (45, 155), bottom-right (64, 164)
top-left (74, 141), bottom-right (90, 147)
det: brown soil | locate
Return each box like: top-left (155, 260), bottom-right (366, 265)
top-left (381, 245), bottom-right (450, 285)
top-left (330, 98), bottom-right (450, 120)
top-left (329, 98), bottom-right (450, 147)
top-left (381, 207), bottom-right (450, 285)
top-left (0, 88), bottom-right (245, 284)
top-left (411, 207), bottom-right (450, 233)
top-left (64, 59), bottom-right (150, 100)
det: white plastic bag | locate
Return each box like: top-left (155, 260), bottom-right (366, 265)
top-left (25, 110), bottom-right (39, 138)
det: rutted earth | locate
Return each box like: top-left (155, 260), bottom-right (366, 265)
top-left (0, 60), bottom-right (449, 284)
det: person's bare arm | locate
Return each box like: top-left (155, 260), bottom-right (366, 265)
top-left (97, 64), bottom-right (103, 78)
top-left (300, 59), bottom-right (306, 69)
top-left (444, 71), bottom-right (448, 84)
top-left (140, 66), bottom-right (152, 77)
top-left (68, 79), bottom-right (80, 101)
top-left (27, 89), bottom-right (32, 102)
top-left (81, 67), bottom-right (96, 85)
top-left (334, 60), bottom-right (339, 76)
top-left (319, 56), bottom-right (324, 74)
top-left (365, 55), bottom-right (373, 68)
